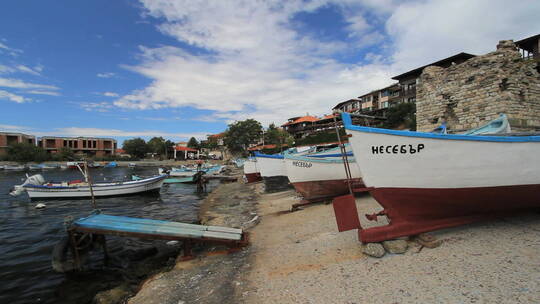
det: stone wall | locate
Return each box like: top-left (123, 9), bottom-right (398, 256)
top-left (416, 40), bottom-right (540, 132)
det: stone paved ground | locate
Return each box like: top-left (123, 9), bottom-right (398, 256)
top-left (244, 192), bottom-right (540, 304)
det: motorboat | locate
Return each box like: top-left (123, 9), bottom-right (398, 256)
top-left (10, 173), bottom-right (167, 199)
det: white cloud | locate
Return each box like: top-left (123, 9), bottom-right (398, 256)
top-left (0, 41), bottom-right (23, 57)
top-left (0, 124), bottom-right (208, 141)
top-left (112, 0), bottom-right (540, 126)
top-left (0, 90), bottom-right (30, 103)
top-left (16, 65), bottom-right (41, 76)
top-left (0, 65), bottom-right (15, 74)
top-left (0, 77), bottom-right (59, 90)
top-left (77, 101), bottom-right (115, 112)
top-left (53, 127), bottom-right (209, 140)
top-left (113, 0), bottom-right (395, 125)
top-left (26, 90), bottom-right (61, 96)
top-left (102, 91), bottom-right (119, 97)
top-left (386, 0), bottom-right (540, 72)
top-left (0, 124), bottom-right (34, 133)
top-left (97, 72), bottom-right (116, 78)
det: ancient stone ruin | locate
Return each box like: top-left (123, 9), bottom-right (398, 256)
top-left (416, 40), bottom-right (540, 132)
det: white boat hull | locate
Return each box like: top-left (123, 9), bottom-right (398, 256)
top-left (243, 159), bottom-right (261, 183)
top-left (284, 156), bottom-right (363, 201)
top-left (24, 175), bottom-right (167, 199)
top-left (340, 112), bottom-right (540, 242)
top-left (255, 156), bottom-right (286, 177)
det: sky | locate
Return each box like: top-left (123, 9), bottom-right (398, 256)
top-left (1, 0), bottom-right (539, 145)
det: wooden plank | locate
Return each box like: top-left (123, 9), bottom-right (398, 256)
top-left (207, 225), bottom-right (243, 234)
top-left (76, 219), bottom-right (206, 238)
top-left (74, 214), bottom-right (243, 241)
top-left (202, 231), bottom-right (242, 241)
top-left (78, 214), bottom-right (212, 232)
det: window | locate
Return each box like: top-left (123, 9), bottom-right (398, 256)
top-left (408, 97), bottom-right (416, 103)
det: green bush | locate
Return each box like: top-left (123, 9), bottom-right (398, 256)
top-left (294, 128), bottom-right (346, 146)
top-left (6, 143), bottom-right (50, 163)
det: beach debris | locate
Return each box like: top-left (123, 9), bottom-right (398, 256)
top-left (166, 240), bottom-right (179, 246)
top-left (382, 239), bottom-right (408, 254)
top-left (246, 215), bottom-right (259, 224)
top-left (362, 242), bottom-right (385, 258)
top-left (413, 233), bottom-right (442, 248)
top-left (35, 203), bottom-right (46, 209)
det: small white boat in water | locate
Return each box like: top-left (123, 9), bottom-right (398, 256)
top-left (4, 165), bottom-right (26, 171)
top-left (10, 173), bottom-right (167, 199)
top-left (42, 164), bottom-right (59, 170)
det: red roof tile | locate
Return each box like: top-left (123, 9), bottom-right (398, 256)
top-left (281, 116), bottom-right (319, 127)
top-left (175, 146), bottom-right (198, 152)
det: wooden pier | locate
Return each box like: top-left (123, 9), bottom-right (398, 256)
top-left (58, 213), bottom-right (248, 271)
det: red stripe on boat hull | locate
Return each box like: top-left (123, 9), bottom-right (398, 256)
top-left (245, 173), bottom-right (262, 183)
top-left (292, 178), bottom-right (364, 201)
top-left (360, 184), bottom-right (540, 242)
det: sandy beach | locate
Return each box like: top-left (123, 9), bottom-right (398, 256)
top-left (128, 179), bottom-right (540, 304)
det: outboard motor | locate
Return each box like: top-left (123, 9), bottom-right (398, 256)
top-left (10, 174), bottom-right (45, 196)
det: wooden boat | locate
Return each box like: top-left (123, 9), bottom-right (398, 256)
top-left (67, 161), bottom-right (85, 169)
top-left (284, 150), bottom-right (364, 202)
top-left (4, 165), bottom-right (26, 171)
top-left (463, 113), bottom-right (511, 135)
top-left (103, 161), bottom-right (118, 168)
top-left (337, 112), bottom-right (540, 242)
top-left (164, 176), bottom-right (194, 183)
top-left (254, 152), bottom-right (291, 192)
top-left (243, 158), bottom-right (261, 183)
top-left (42, 163), bottom-right (59, 169)
top-left (167, 165), bottom-right (224, 177)
top-left (13, 174), bottom-right (167, 199)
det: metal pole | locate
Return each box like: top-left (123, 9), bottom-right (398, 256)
top-left (84, 161), bottom-right (97, 210)
top-left (333, 114), bottom-right (353, 194)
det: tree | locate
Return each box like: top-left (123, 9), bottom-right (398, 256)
top-left (123, 138), bottom-right (149, 159)
top-left (6, 143), bottom-right (49, 163)
top-left (383, 102), bottom-right (416, 130)
top-left (264, 123), bottom-right (293, 151)
top-left (187, 137), bottom-right (200, 149)
top-left (57, 147), bottom-right (74, 160)
top-left (164, 139), bottom-right (175, 158)
top-left (223, 119), bottom-right (263, 154)
top-left (147, 137), bottom-right (166, 155)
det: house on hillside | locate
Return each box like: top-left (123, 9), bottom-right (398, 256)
top-left (281, 115), bottom-right (320, 139)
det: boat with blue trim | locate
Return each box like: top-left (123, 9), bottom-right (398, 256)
top-left (243, 157), bottom-right (261, 183)
top-left (11, 173), bottom-right (167, 199)
top-left (337, 112), bottom-right (540, 242)
top-left (254, 152), bottom-right (291, 192)
top-left (284, 145), bottom-right (364, 202)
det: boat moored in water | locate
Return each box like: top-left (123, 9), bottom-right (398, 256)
top-left (4, 165), bottom-right (26, 171)
top-left (337, 112), bottom-right (540, 242)
top-left (10, 173), bottom-right (167, 199)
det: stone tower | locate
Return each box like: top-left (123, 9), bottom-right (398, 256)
top-left (416, 40), bottom-right (540, 132)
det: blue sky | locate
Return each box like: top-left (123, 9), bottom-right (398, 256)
top-left (1, 0), bottom-right (539, 145)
